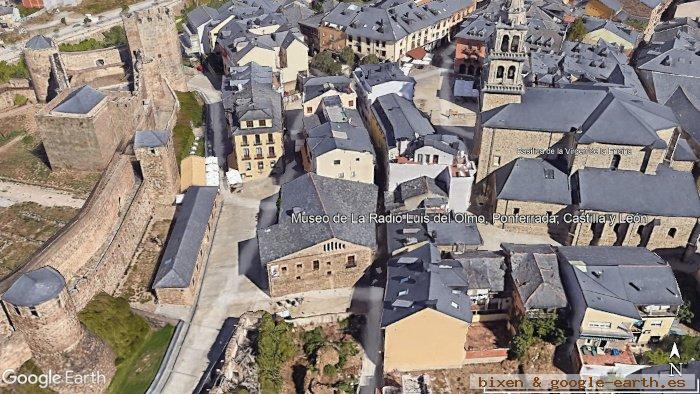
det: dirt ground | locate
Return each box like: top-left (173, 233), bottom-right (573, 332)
top-left (0, 202), bottom-right (78, 278)
top-left (0, 135), bottom-right (100, 198)
top-left (388, 341), bottom-right (564, 394)
top-left (116, 219), bottom-right (173, 303)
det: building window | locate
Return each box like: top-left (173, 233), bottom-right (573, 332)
top-left (432, 155), bottom-right (439, 163)
top-left (346, 255), bottom-right (356, 268)
top-left (246, 121), bottom-right (254, 128)
top-left (417, 154), bottom-right (423, 162)
top-left (338, 172), bottom-right (344, 178)
top-left (610, 154), bottom-right (621, 170)
top-left (281, 266), bottom-right (288, 273)
top-left (243, 148), bottom-right (250, 159)
top-left (333, 159), bottom-right (341, 165)
top-left (270, 160), bottom-right (276, 167)
top-left (268, 146), bottom-right (275, 157)
top-left (13, 306), bottom-right (21, 316)
top-left (306, 106), bottom-right (313, 113)
top-left (296, 275), bottom-right (301, 280)
top-left (496, 66), bottom-right (504, 79)
top-left (257, 162), bottom-right (264, 170)
top-left (492, 156), bottom-right (501, 166)
top-left (507, 66), bottom-right (516, 80)
top-left (256, 147), bottom-right (263, 157)
top-left (588, 321), bottom-right (612, 329)
top-left (255, 134), bottom-right (261, 145)
top-left (246, 162), bottom-right (252, 171)
top-left (258, 120), bottom-right (266, 127)
top-left (242, 135), bottom-right (248, 146)
top-left (513, 207), bottom-right (520, 215)
top-left (649, 321), bottom-right (663, 327)
top-left (313, 260), bottom-right (320, 270)
top-left (296, 263), bottom-right (303, 269)
top-left (327, 271), bottom-right (332, 276)
top-left (668, 228), bottom-right (677, 238)
top-left (348, 100), bottom-right (354, 107)
top-left (267, 133), bottom-right (274, 144)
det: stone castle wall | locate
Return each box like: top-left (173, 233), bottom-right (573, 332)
top-left (0, 332), bottom-right (32, 377)
top-left (0, 104), bottom-right (38, 135)
top-left (0, 79), bottom-right (37, 110)
top-left (69, 181), bottom-right (155, 310)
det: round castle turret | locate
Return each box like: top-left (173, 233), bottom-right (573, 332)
top-left (23, 35), bottom-right (59, 103)
top-left (1, 267), bottom-right (115, 393)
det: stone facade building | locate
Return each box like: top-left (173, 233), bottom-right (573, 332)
top-left (258, 173), bottom-right (378, 297)
top-left (152, 186), bottom-right (221, 305)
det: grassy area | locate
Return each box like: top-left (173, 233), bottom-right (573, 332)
top-left (174, 91), bottom-right (204, 164)
top-left (0, 134), bottom-right (101, 196)
top-left (79, 293), bottom-right (175, 393)
top-left (17, 5), bottom-right (41, 18)
top-left (0, 129), bottom-right (24, 148)
top-left (0, 202), bottom-right (78, 279)
top-left (108, 324), bottom-right (175, 394)
top-left (69, 0), bottom-right (140, 15)
top-left (59, 26), bottom-right (127, 52)
top-left (0, 58), bottom-right (30, 84)
top-left (3, 360), bottom-right (57, 394)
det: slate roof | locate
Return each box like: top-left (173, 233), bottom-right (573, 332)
top-left (221, 62), bottom-right (283, 136)
top-left (494, 158), bottom-right (571, 205)
top-left (396, 176), bottom-right (446, 202)
top-left (502, 243), bottom-right (568, 310)
top-left (454, 251), bottom-right (506, 292)
top-left (665, 86), bottom-right (700, 143)
top-left (583, 16), bottom-right (639, 45)
top-left (2, 266), bottom-right (65, 307)
top-left (576, 167), bottom-right (700, 217)
top-left (186, 5), bottom-right (219, 31)
top-left (258, 173), bottom-right (378, 264)
top-left (53, 85), bottom-right (106, 115)
top-left (408, 134), bottom-right (466, 157)
top-left (385, 209), bottom-right (482, 255)
top-left (382, 243), bottom-right (473, 327)
top-left (354, 63), bottom-right (415, 87)
top-left (371, 93), bottom-right (434, 149)
top-left (558, 246), bottom-right (682, 319)
top-left (673, 137), bottom-right (698, 162)
top-left (25, 35), bottom-right (54, 50)
top-left (322, 0), bottom-right (472, 42)
top-left (153, 187), bottom-right (219, 289)
top-left (305, 100), bottom-right (374, 158)
top-left (302, 76), bottom-right (353, 102)
top-left (134, 130), bottom-right (170, 149)
top-left (483, 85), bottom-right (678, 148)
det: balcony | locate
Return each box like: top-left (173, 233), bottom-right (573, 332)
top-left (255, 154), bottom-right (264, 160)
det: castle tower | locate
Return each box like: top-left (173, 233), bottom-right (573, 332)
top-left (1, 267), bottom-right (115, 393)
top-left (481, 0), bottom-right (528, 112)
top-left (122, 7), bottom-right (187, 92)
top-left (134, 130), bottom-right (180, 208)
top-left (23, 35), bottom-right (59, 103)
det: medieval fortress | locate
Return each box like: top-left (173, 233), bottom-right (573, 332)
top-left (0, 6), bottom-right (186, 393)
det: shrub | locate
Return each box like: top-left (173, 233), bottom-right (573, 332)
top-left (566, 18), bottom-right (586, 41)
top-left (13, 94), bottom-right (28, 106)
top-left (256, 313), bottom-right (296, 394)
top-left (643, 335), bottom-right (700, 364)
top-left (508, 315), bottom-right (565, 360)
top-left (336, 339), bottom-right (358, 368)
top-left (361, 54), bottom-right (380, 64)
top-left (678, 300), bottom-right (694, 325)
top-left (302, 327), bottom-right (326, 364)
top-left (0, 58), bottom-right (30, 84)
top-left (322, 364), bottom-right (337, 377)
top-left (340, 47), bottom-right (355, 66)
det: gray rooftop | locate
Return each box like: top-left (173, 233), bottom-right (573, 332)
top-left (385, 209), bottom-right (482, 255)
top-left (371, 93), bottom-right (435, 149)
top-left (25, 35), bottom-right (54, 50)
top-left (354, 63), bottom-right (415, 87)
top-left (258, 173), bottom-right (378, 264)
top-left (494, 158), bottom-right (571, 205)
top-left (305, 102), bottom-right (375, 158)
top-left (134, 130), bottom-right (170, 149)
top-left (303, 76), bottom-right (353, 102)
top-left (576, 166), bottom-right (700, 217)
top-left (186, 5), bottom-right (219, 31)
top-left (559, 246), bottom-right (682, 319)
top-left (665, 86), bottom-right (700, 144)
top-left (153, 187), bottom-right (219, 289)
top-left (382, 243), bottom-right (473, 327)
top-left (2, 266), bottom-right (65, 307)
top-left (502, 243), bottom-right (568, 311)
top-left (53, 85), bottom-right (106, 115)
top-left (454, 251), bottom-right (506, 292)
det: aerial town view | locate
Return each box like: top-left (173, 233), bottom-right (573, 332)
top-left (0, 0), bottom-right (699, 392)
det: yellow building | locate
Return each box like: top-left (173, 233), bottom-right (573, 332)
top-left (382, 244), bottom-right (473, 372)
top-left (180, 155), bottom-right (207, 192)
top-left (224, 62), bottom-right (284, 181)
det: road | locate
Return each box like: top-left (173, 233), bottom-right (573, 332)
top-left (0, 180), bottom-right (85, 208)
top-left (0, 0), bottom-right (178, 63)
top-left (356, 286), bottom-right (385, 394)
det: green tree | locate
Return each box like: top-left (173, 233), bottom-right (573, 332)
top-left (340, 46), bottom-right (355, 66)
top-left (302, 327), bottom-right (326, 365)
top-left (311, 50), bottom-right (342, 75)
top-left (256, 313), bottom-right (296, 393)
top-left (509, 315), bottom-right (566, 360)
top-left (311, 0), bottom-right (323, 13)
top-left (566, 18), bottom-right (586, 41)
top-left (361, 54), bottom-right (380, 64)
top-left (103, 26), bottom-right (127, 47)
top-left (678, 300), bottom-right (695, 325)
top-left (643, 335), bottom-right (700, 364)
